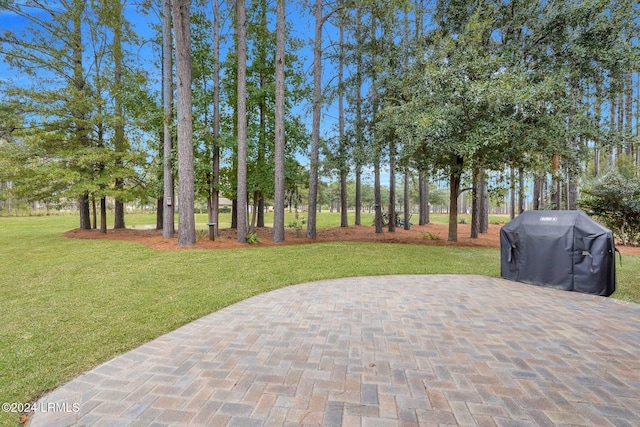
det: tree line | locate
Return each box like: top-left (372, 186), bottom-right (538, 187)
top-left (0, 0), bottom-right (638, 244)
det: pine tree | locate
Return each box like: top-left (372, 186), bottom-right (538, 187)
top-left (172, 0), bottom-right (196, 246)
top-left (273, 0), bottom-right (286, 242)
top-left (236, 0), bottom-right (248, 243)
top-left (162, 0), bottom-right (175, 238)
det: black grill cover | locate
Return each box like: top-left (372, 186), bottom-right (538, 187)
top-left (500, 210), bottom-right (616, 297)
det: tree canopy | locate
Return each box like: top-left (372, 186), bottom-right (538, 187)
top-left (1, 0), bottom-right (638, 243)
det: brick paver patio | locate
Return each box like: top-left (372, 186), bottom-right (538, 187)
top-left (28, 275), bottom-right (640, 426)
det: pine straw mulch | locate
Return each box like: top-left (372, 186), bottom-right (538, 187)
top-left (63, 222), bottom-right (640, 256)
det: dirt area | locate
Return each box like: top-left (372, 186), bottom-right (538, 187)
top-left (64, 222), bottom-right (640, 256)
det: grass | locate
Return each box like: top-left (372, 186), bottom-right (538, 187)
top-left (0, 213), bottom-right (638, 426)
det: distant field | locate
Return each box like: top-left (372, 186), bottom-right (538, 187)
top-left (121, 211), bottom-right (510, 230)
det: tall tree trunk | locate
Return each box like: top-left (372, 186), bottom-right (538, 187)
top-left (609, 91), bottom-right (617, 168)
top-left (236, 0), bottom-right (248, 243)
top-left (637, 76), bottom-right (640, 172)
top-left (371, 8), bottom-right (382, 234)
top-left (100, 197), bottom-right (107, 234)
top-left (113, 2), bottom-right (125, 229)
top-left (231, 200), bottom-right (238, 228)
top-left (231, 64), bottom-right (239, 230)
top-left (471, 165), bottom-right (480, 239)
top-left (567, 150), bottom-right (579, 210)
top-left (415, 1), bottom-right (429, 227)
top-left (616, 92), bottom-right (623, 161)
top-left (307, 0), bottom-right (322, 239)
top-left (533, 177), bottom-right (542, 210)
top-left (211, 148), bottom-right (219, 235)
top-left (156, 198), bottom-right (163, 230)
top-left (355, 166), bottom-right (361, 226)
top-left (594, 75), bottom-right (603, 177)
top-left (510, 167), bottom-right (516, 218)
top-left (374, 160), bottom-right (383, 233)
top-left (257, 0), bottom-right (267, 230)
top-left (338, 17), bottom-right (348, 228)
top-left (257, 195), bottom-right (265, 227)
top-left (79, 193), bottom-right (91, 229)
top-left (93, 49), bottom-right (107, 232)
top-left (625, 71), bottom-right (633, 156)
top-left (257, 97), bottom-right (265, 229)
top-left (551, 179), bottom-right (561, 210)
top-left (566, 81), bottom-right (580, 210)
top-left (162, 0), bottom-right (175, 238)
top-left (339, 171), bottom-right (348, 226)
top-left (419, 170), bottom-right (429, 225)
top-left (250, 192), bottom-right (258, 232)
top-left (208, 0), bottom-right (221, 238)
top-left (400, 9), bottom-right (410, 232)
top-left (73, 0), bottom-right (90, 230)
top-left (91, 195), bottom-right (97, 229)
top-left (403, 170), bottom-right (410, 230)
top-left (471, 165), bottom-right (488, 236)
top-left (568, 182), bottom-right (579, 210)
top-left (273, 0), bottom-right (286, 242)
top-left (388, 139), bottom-right (396, 232)
top-left (353, 5), bottom-right (363, 227)
top-left (480, 173), bottom-right (488, 233)
top-left (448, 156), bottom-right (463, 242)
top-left (172, 0), bottom-right (196, 246)
top-left (518, 168), bottom-right (525, 214)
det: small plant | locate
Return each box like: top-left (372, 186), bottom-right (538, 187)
top-left (287, 211), bottom-right (306, 237)
top-left (195, 229), bottom-right (208, 240)
top-left (421, 231), bottom-right (442, 240)
top-left (246, 231), bottom-right (261, 244)
top-left (458, 218), bottom-right (467, 224)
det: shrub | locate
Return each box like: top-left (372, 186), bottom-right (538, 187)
top-left (246, 231), bottom-right (261, 244)
top-left (420, 231), bottom-right (442, 240)
top-left (195, 229), bottom-right (208, 240)
top-left (578, 171), bottom-right (640, 245)
top-left (286, 211), bottom-right (305, 237)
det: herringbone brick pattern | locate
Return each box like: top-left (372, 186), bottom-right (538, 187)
top-left (28, 275), bottom-right (640, 426)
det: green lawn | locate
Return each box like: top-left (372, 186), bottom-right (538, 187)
top-left (0, 213), bottom-right (638, 426)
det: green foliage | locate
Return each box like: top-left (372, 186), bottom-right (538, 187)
top-left (0, 103), bottom-right (20, 140)
top-left (2, 0), bottom-right (638, 235)
top-left (195, 228), bottom-right (208, 240)
top-left (245, 231), bottom-right (261, 244)
top-left (286, 211), bottom-right (305, 237)
top-left (615, 154), bottom-right (640, 180)
top-left (420, 231), bottom-right (442, 241)
top-left (428, 185), bottom-right (449, 208)
top-left (0, 0), bottom-right (156, 219)
top-left (579, 171), bottom-right (640, 245)
top-left (408, 0), bottom-right (592, 175)
top-left (189, 1), bottom-right (310, 210)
